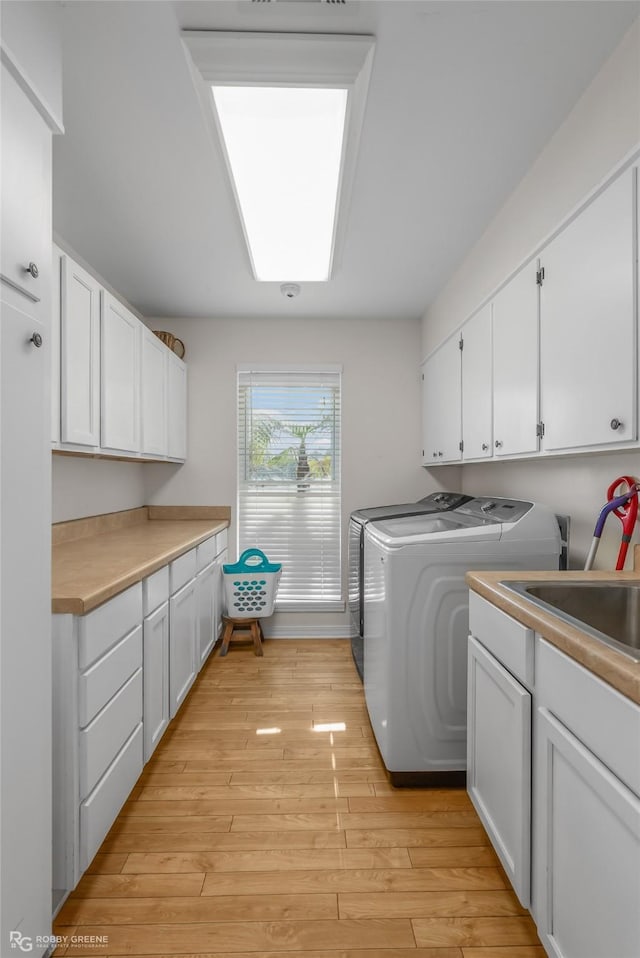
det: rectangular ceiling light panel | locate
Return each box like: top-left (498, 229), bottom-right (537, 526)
top-left (213, 85), bottom-right (348, 281)
top-left (182, 31), bottom-right (375, 283)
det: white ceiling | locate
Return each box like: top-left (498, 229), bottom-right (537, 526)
top-left (53, 0), bottom-right (639, 322)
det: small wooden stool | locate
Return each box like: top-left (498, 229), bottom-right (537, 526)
top-left (219, 615), bottom-right (264, 657)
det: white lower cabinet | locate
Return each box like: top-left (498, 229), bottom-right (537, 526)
top-left (79, 724), bottom-right (143, 874)
top-left (467, 594), bottom-right (533, 907)
top-left (533, 638), bottom-right (640, 958)
top-left (195, 529), bottom-right (228, 666)
top-left (467, 635), bottom-right (531, 907)
top-left (143, 601), bottom-right (170, 762)
top-left (468, 593), bottom-right (640, 958)
top-left (53, 531), bottom-right (225, 908)
top-left (170, 576), bottom-right (198, 718)
top-left (53, 583), bottom-right (144, 902)
top-left (196, 562), bottom-right (216, 666)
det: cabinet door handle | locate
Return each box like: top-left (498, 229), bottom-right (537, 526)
top-left (495, 440), bottom-right (503, 448)
top-left (482, 443), bottom-right (489, 451)
top-left (29, 332), bottom-right (43, 348)
top-left (25, 262), bottom-right (39, 279)
top-left (438, 451), bottom-right (443, 457)
top-left (610, 418), bottom-right (623, 431)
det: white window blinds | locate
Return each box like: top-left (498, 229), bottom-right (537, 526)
top-left (237, 366), bottom-right (342, 611)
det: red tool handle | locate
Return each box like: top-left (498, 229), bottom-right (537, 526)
top-left (606, 475), bottom-right (639, 570)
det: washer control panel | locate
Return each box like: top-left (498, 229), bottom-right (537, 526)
top-left (456, 497), bottom-right (533, 524)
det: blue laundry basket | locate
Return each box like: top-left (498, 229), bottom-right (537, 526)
top-left (223, 549), bottom-right (282, 618)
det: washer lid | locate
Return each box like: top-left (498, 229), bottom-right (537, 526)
top-left (351, 492), bottom-right (470, 524)
top-left (366, 510), bottom-right (503, 547)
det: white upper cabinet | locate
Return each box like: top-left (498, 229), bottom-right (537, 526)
top-left (423, 159), bottom-right (639, 466)
top-left (141, 326), bottom-right (168, 458)
top-left (0, 69), bottom-right (51, 320)
top-left (167, 351), bottom-right (187, 461)
top-left (55, 250), bottom-right (187, 462)
top-left (492, 262), bottom-right (540, 457)
top-left (461, 304), bottom-right (493, 460)
top-left (101, 291), bottom-right (141, 454)
top-left (540, 167), bottom-right (637, 451)
top-left (60, 253), bottom-right (101, 447)
top-left (422, 334), bottom-right (462, 464)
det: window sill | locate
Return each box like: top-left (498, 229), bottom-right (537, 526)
top-left (274, 601), bottom-right (346, 614)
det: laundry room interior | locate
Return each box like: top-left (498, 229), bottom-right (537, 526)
top-left (2, 1), bottom-right (640, 957)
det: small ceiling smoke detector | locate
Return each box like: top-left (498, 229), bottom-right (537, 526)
top-left (280, 283), bottom-right (301, 299)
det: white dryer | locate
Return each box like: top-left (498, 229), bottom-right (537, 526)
top-left (363, 497), bottom-right (562, 786)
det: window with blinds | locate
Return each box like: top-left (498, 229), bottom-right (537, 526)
top-left (237, 366), bottom-right (342, 611)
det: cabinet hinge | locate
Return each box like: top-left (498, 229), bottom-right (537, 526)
top-left (459, 440), bottom-right (464, 452)
top-left (536, 421), bottom-right (545, 438)
top-left (536, 267), bottom-right (545, 286)
top-left (459, 338), bottom-right (464, 351)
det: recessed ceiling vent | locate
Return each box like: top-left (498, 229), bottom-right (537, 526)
top-left (251, 0), bottom-right (346, 4)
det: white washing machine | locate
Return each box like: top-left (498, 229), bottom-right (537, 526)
top-left (363, 497), bottom-right (562, 786)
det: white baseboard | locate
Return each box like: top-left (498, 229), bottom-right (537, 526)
top-left (262, 626), bottom-right (352, 639)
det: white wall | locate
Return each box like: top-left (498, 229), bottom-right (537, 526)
top-left (52, 455), bottom-right (146, 523)
top-left (422, 18), bottom-right (640, 570)
top-left (0, 0), bottom-right (64, 132)
top-left (144, 315), bottom-right (437, 636)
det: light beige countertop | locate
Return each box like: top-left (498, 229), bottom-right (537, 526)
top-left (52, 506), bottom-right (230, 615)
top-left (466, 546), bottom-right (640, 705)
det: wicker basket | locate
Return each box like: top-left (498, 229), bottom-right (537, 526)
top-left (153, 330), bottom-right (185, 358)
top-left (152, 330), bottom-right (175, 349)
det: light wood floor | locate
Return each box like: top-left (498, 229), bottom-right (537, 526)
top-left (53, 639), bottom-right (544, 957)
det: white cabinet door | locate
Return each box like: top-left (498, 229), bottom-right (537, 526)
top-left (52, 245), bottom-right (62, 443)
top-left (493, 262), bottom-right (540, 456)
top-left (141, 326), bottom-right (168, 457)
top-left (467, 636), bottom-right (531, 907)
top-left (143, 601), bottom-right (170, 762)
top-left (534, 707), bottom-right (640, 958)
top-left (214, 551), bottom-right (226, 638)
top-left (422, 334), bottom-right (462, 464)
top-left (101, 291), bottom-right (141, 454)
top-left (60, 254), bottom-right (101, 447)
top-left (1, 300), bottom-right (52, 941)
top-left (0, 67), bottom-right (51, 319)
top-left (196, 562), bottom-right (216, 668)
top-left (461, 305), bottom-right (492, 459)
top-left (169, 580), bottom-right (197, 717)
top-left (540, 167), bottom-right (637, 451)
top-left (167, 351), bottom-right (187, 460)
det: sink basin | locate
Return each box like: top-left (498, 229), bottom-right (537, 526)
top-left (504, 581), bottom-right (640, 662)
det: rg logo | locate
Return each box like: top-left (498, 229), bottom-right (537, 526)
top-left (9, 931), bottom-right (33, 952)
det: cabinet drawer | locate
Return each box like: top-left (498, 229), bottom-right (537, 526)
top-left (79, 667), bottom-right (142, 798)
top-left (216, 528), bottom-right (228, 556)
top-left (78, 583), bottom-right (142, 669)
top-left (469, 591), bottom-right (534, 688)
top-left (196, 535), bottom-right (217, 571)
top-left (79, 723), bottom-right (143, 872)
top-left (143, 565), bottom-right (169, 616)
top-left (170, 548), bottom-right (197, 593)
top-left (79, 625), bottom-right (142, 727)
top-left (537, 637), bottom-right (640, 795)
